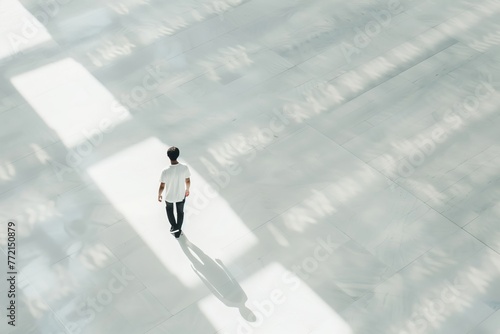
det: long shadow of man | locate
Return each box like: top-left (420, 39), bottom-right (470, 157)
top-left (177, 234), bottom-right (256, 322)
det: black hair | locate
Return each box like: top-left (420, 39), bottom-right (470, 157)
top-left (167, 146), bottom-right (180, 160)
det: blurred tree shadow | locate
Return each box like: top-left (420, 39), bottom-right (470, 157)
top-left (177, 234), bottom-right (256, 322)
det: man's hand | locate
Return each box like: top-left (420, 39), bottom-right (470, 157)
top-left (158, 182), bottom-right (165, 203)
top-left (185, 178), bottom-right (190, 198)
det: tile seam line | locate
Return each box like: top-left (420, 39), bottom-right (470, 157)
top-left (309, 125), bottom-right (490, 257)
top-left (81, 1), bottom-right (288, 73)
top-left (335, 39), bottom-right (461, 148)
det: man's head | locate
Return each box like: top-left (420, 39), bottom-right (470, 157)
top-left (167, 146), bottom-right (180, 161)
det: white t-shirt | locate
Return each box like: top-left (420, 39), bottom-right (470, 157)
top-left (159, 163), bottom-right (191, 202)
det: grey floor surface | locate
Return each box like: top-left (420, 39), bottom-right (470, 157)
top-left (1, 0), bottom-right (500, 333)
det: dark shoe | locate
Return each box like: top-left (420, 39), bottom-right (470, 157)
top-left (170, 227), bottom-right (179, 234)
top-left (175, 230), bottom-right (182, 238)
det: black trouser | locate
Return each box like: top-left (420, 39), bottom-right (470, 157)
top-left (165, 198), bottom-right (185, 231)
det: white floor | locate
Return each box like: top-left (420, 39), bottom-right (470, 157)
top-left (1, 0), bottom-right (500, 333)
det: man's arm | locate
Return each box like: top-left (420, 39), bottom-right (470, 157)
top-left (158, 182), bottom-right (165, 202)
top-left (185, 178), bottom-right (190, 197)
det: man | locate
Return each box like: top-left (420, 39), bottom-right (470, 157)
top-left (158, 146), bottom-right (191, 238)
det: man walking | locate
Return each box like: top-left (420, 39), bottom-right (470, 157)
top-left (158, 146), bottom-right (191, 238)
